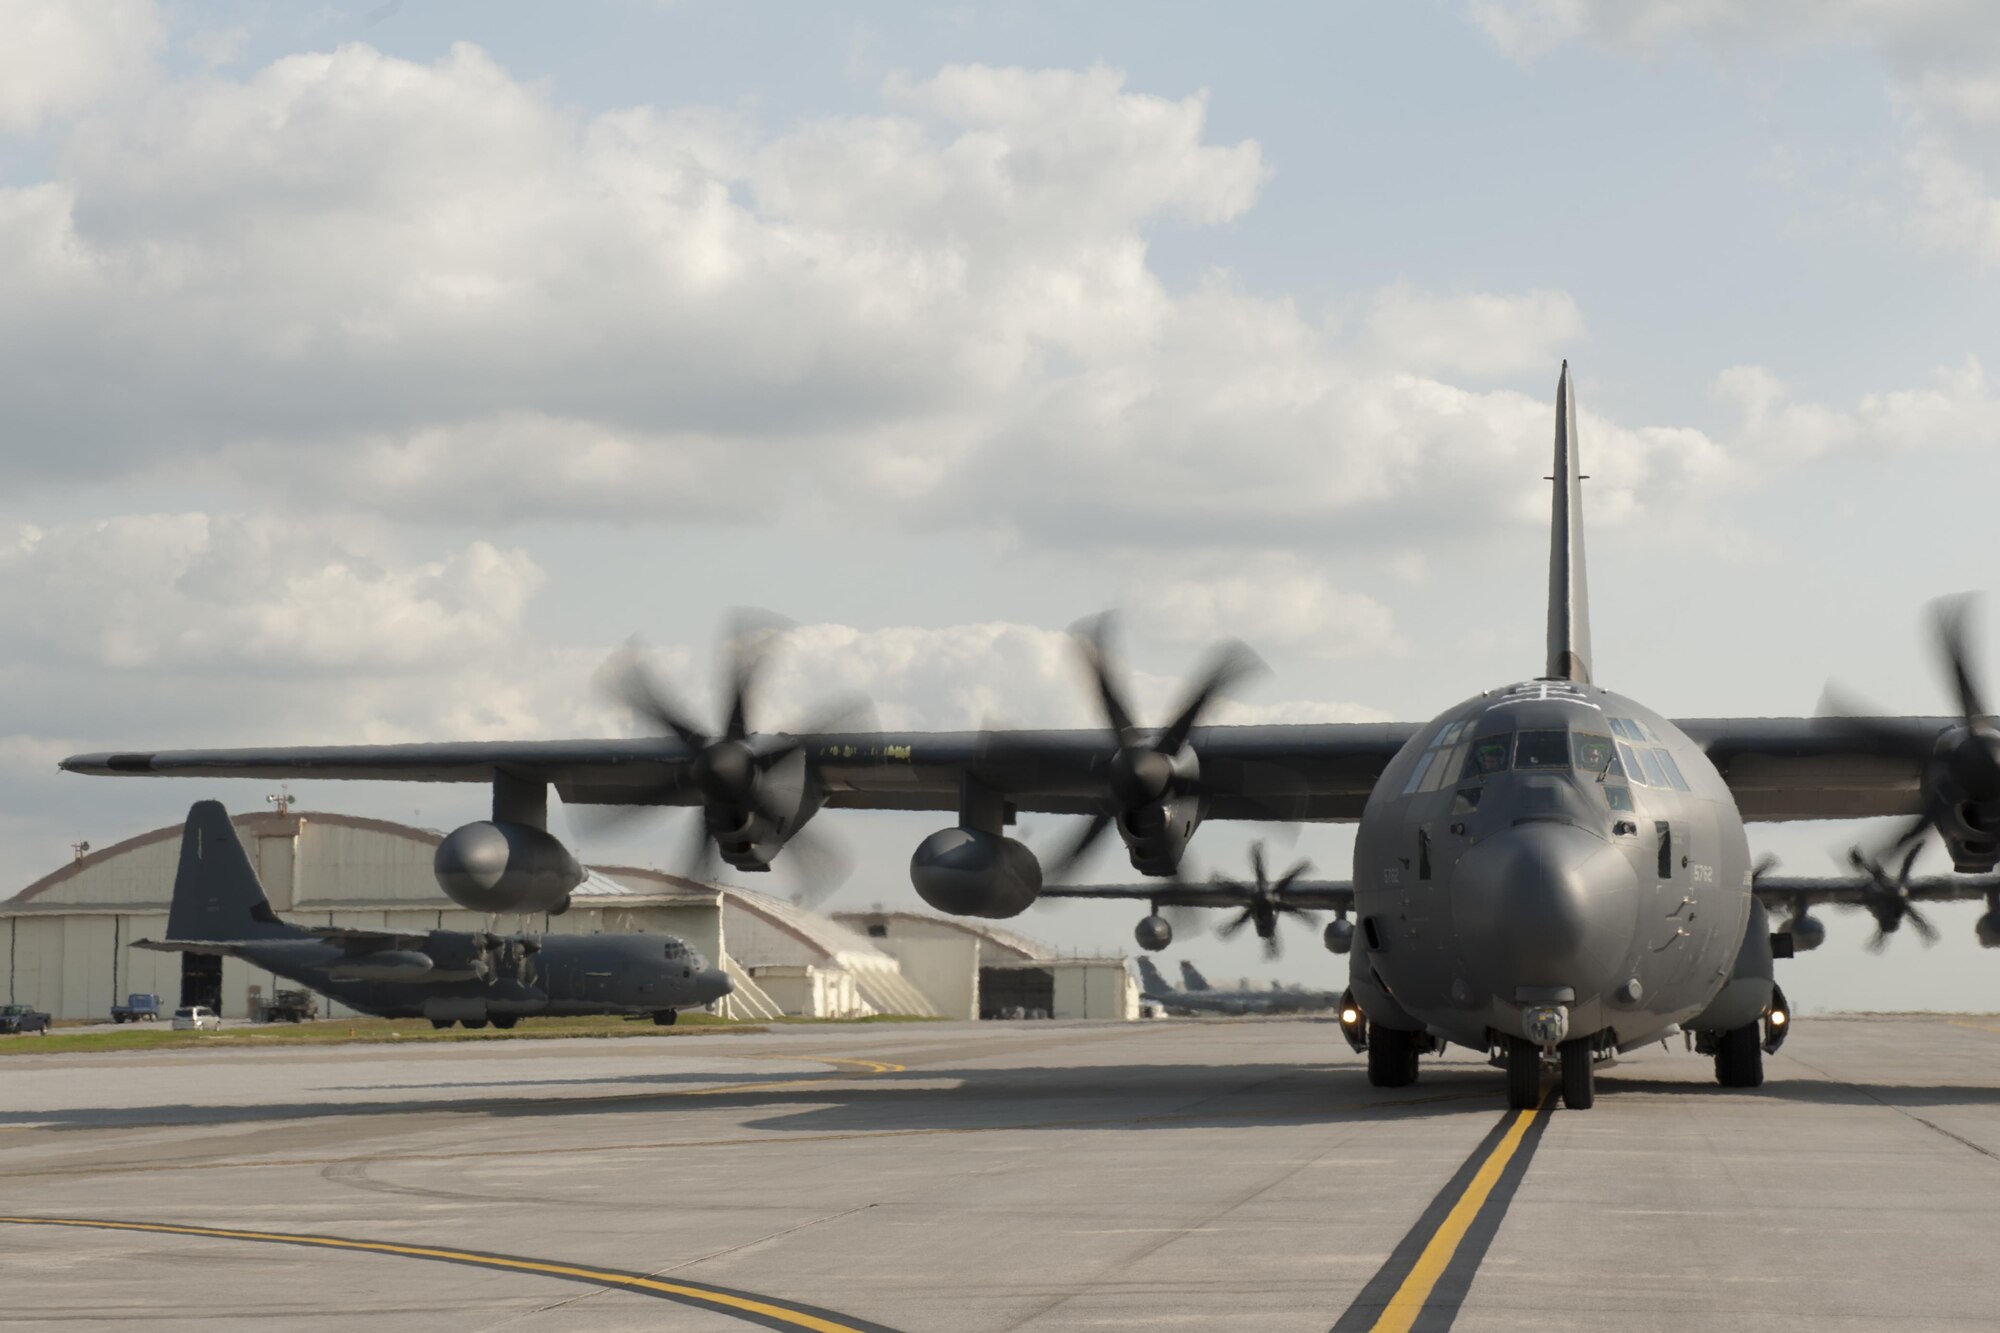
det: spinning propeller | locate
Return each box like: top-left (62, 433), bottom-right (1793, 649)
top-left (592, 613), bottom-right (864, 903)
top-left (1822, 595), bottom-right (2000, 864)
top-left (1043, 614), bottom-right (1264, 880)
top-left (1845, 845), bottom-right (1940, 951)
top-left (1213, 842), bottom-right (1318, 959)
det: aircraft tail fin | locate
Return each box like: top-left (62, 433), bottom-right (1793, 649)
top-left (166, 802), bottom-right (300, 944)
top-left (1179, 960), bottom-right (1213, 992)
top-left (1135, 957), bottom-right (1173, 994)
top-left (1544, 361), bottom-right (1592, 684)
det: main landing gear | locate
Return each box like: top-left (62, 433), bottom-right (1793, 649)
top-left (1368, 1025), bottom-right (1422, 1087)
top-left (1713, 1022), bottom-right (1764, 1088)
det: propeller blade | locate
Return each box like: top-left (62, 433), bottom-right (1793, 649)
top-left (1271, 858), bottom-right (1313, 894)
top-left (1814, 684), bottom-right (1936, 756)
top-left (598, 641), bottom-right (709, 751)
top-left (1934, 594), bottom-right (1987, 721)
top-left (1216, 906), bottom-right (1255, 939)
top-left (1156, 640), bottom-right (1265, 755)
top-left (1248, 841), bottom-right (1268, 891)
top-left (721, 609), bottom-right (793, 742)
top-left (777, 822), bottom-right (853, 911)
top-left (1045, 813), bottom-right (1114, 882)
top-left (1261, 931), bottom-right (1282, 961)
top-left (680, 810), bottom-right (718, 884)
top-left (1071, 614), bottom-right (1140, 743)
top-left (1750, 852), bottom-right (1779, 883)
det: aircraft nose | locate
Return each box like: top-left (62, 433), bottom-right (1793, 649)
top-left (1449, 821), bottom-right (1637, 993)
top-left (698, 968), bottom-right (732, 1002)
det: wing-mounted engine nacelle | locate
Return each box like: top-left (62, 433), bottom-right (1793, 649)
top-left (704, 744), bottom-right (824, 873)
top-left (1921, 726), bottom-right (2000, 873)
top-left (434, 821), bottom-right (584, 914)
top-left (910, 827), bottom-right (1042, 919)
top-left (1114, 794), bottom-right (1200, 877)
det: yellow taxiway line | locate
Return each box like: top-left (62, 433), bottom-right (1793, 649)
top-left (1362, 1096), bottom-right (1551, 1333)
top-left (0, 1215), bottom-right (900, 1332)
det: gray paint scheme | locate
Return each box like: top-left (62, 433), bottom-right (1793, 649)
top-left (140, 802), bottom-right (730, 1025)
top-left (1546, 361), bottom-right (1590, 685)
top-left (61, 365), bottom-right (2000, 1106)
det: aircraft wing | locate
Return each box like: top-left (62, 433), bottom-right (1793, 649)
top-left (133, 926), bottom-right (430, 955)
top-left (60, 723), bottom-right (1420, 821)
top-left (1675, 717), bottom-right (1947, 822)
top-left (132, 937), bottom-right (265, 957)
top-left (62, 716), bottom-right (1958, 825)
top-left (1042, 880), bottom-right (1355, 909)
top-left (1753, 873), bottom-right (1996, 908)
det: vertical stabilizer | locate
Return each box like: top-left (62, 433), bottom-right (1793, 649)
top-left (1179, 960), bottom-right (1213, 993)
top-left (1544, 362), bottom-right (1592, 683)
top-left (1135, 957), bottom-right (1173, 995)
top-left (167, 802), bottom-right (298, 942)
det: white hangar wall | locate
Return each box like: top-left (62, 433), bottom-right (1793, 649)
top-left (0, 810), bottom-right (724, 1021)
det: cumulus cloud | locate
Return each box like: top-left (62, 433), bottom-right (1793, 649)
top-left (1359, 285), bottom-right (1586, 381)
top-left (0, 514), bottom-right (543, 673)
top-left (0, 0), bottom-right (160, 135)
top-left (0, 34), bottom-right (1734, 550)
top-left (1468, 0), bottom-right (2000, 264)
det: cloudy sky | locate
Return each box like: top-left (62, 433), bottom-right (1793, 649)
top-left (5, 0), bottom-right (2000, 1009)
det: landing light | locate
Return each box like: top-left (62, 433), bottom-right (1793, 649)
top-left (1340, 1007), bottom-right (1361, 1025)
top-left (1770, 1009), bottom-right (1788, 1027)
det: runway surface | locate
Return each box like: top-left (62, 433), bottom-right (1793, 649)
top-left (2, 1014), bottom-right (1998, 1331)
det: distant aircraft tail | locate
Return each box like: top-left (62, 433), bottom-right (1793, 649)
top-left (165, 802), bottom-right (301, 943)
top-left (1135, 957), bottom-right (1174, 994)
top-left (1178, 960), bottom-right (1213, 992)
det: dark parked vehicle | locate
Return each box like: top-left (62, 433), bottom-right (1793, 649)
top-left (264, 988), bottom-right (318, 1023)
top-left (110, 993), bottom-right (162, 1023)
top-left (0, 1003), bottom-right (51, 1035)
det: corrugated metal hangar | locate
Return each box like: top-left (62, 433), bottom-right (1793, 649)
top-left (0, 807), bottom-right (1136, 1024)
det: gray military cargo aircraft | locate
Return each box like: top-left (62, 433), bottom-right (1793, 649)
top-left (1132, 957), bottom-right (1341, 1016)
top-left (139, 802), bottom-right (731, 1029)
top-left (63, 364), bottom-right (2000, 1110)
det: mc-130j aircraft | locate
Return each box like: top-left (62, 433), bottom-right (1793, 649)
top-left (62, 365), bottom-right (2000, 1110)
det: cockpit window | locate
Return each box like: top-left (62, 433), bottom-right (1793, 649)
top-left (1616, 741), bottom-right (1649, 787)
top-left (663, 940), bottom-right (689, 960)
top-left (1459, 735), bottom-right (1513, 780)
top-left (1654, 749), bottom-right (1690, 791)
top-left (1571, 733), bottom-right (1620, 777)
top-left (1515, 730), bottom-right (1571, 769)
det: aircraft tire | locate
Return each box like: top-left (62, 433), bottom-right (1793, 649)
top-left (1505, 1037), bottom-right (1542, 1109)
top-left (1367, 1026), bottom-right (1419, 1087)
top-left (653, 1009), bottom-right (679, 1027)
top-left (462, 1019), bottom-right (489, 1030)
top-left (430, 1018), bottom-right (453, 1029)
top-left (1714, 1022), bottom-right (1764, 1088)
top-left (491, 1015), bottom-right (518, 1030)
top-left (1559, 1039), bottom-right (1595, 1109)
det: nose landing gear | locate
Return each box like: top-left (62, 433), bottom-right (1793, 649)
top-left (1504, 1035), bottom-right (1598, 1109)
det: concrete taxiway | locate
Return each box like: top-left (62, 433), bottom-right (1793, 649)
top-left (2, 1015), bottom-right (1998, 1331)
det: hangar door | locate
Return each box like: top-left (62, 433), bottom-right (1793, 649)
top-left (979, 965), bottom-right (1053, 1020)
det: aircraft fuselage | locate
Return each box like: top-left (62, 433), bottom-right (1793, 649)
top-left (1349, 678), bottom-right (1766, 1054)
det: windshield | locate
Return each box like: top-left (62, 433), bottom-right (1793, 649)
top-left (1515, 730), bottom-right (1571, 769)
